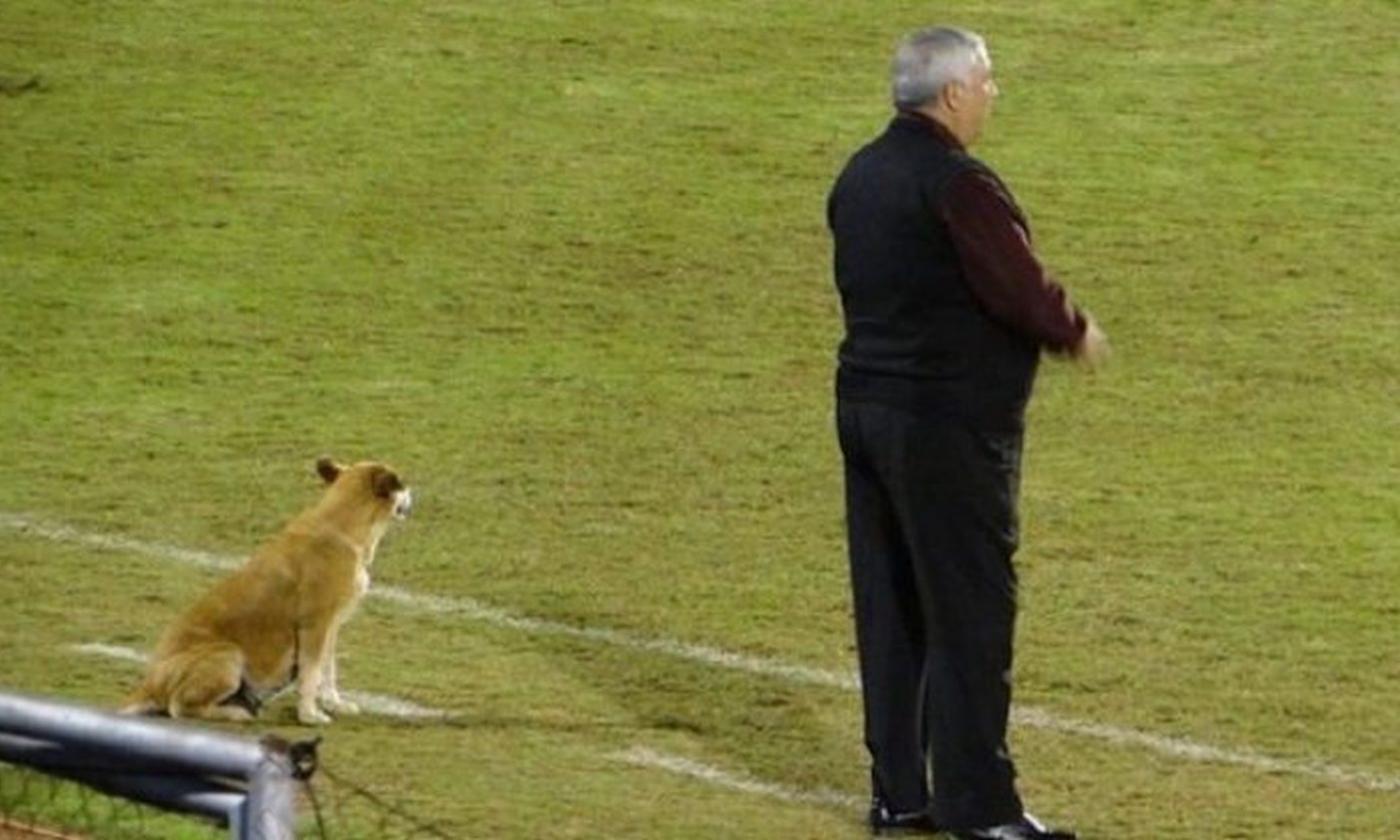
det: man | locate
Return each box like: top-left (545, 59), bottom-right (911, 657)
top-left (827, 26), bottom-right (1107, 839)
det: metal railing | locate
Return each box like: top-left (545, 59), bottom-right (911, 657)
top-left (0, 690), bottom-right (296, 839)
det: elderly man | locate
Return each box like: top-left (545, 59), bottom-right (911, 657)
top-left (827, 26), bottom-right (1106, 839)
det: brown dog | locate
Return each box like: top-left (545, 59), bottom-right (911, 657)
top-left (123, 458), bottom-right (413, 725)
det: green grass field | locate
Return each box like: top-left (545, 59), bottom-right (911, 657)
top-left (2, 1), bottom-right (1397, 837)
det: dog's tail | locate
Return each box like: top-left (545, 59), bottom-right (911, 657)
top-left (120, 665), bottom-right (164, 716)
top-left (119, 687), bottom-right (160, 716)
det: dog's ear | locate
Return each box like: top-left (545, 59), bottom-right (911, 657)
top-left (316, 457), bottom-right (342, 484)
top-left (371, 467), bottom-right (404, 499)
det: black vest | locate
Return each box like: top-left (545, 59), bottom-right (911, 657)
top-left (828, 115), bottom-right (1039, 429)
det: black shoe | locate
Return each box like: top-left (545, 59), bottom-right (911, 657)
top-left (950, 812), bottom-right (1076, 839)
top-left (868, 801), bottom-right (940, 836)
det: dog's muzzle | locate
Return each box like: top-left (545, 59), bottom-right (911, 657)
top-left (393, 488), bottom-right (414, 519)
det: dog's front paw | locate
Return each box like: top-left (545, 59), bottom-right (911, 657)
top-left (322, 694), bottom-right (361, 716)
top-left (297, 704), bottom-right (333, 726)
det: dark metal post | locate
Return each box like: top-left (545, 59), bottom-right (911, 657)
top-left (242, 743), bottom-right (297, 840)
top-left (0, 691), bottom-right (298, 840)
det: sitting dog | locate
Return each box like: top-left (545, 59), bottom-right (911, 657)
top-left (123, 457), bottom-right (412, 725)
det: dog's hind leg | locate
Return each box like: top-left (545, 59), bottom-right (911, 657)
top-left (166, 647), bottom-right (254, 722)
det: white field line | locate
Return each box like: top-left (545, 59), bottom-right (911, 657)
top-left (9, 511), bottom-right (1399, 794)
top-left (336, 690), bottom-right (448, 721)
top-left (0, 512), bottom-right (855, 691)
top-left (609, 746), bottom-right (864, 810)
top-left (72, 642), bottom-right (149, 665)
top-left (69, 643), bottom-right (448, 720)
top-left (1011, 707), bottom-right (1400, 793)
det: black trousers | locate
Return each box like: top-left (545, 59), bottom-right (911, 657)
top-left (838, 399), bottom-right (1025, 829)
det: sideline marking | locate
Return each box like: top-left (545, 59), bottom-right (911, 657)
top-left (609, 746), bottom-right (863, 810)
top-left (70, 643), bottom-right (449, 721)
top-left (1012, 707), bottom-right (1398, 793)
top-left (9, 512), bottom-right (1398, 793)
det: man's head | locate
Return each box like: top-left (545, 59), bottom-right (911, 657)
top-left (890, 27), bottom-right (998, 147)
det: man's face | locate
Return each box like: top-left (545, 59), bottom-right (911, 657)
top-left (955, 50), bottom-right (999, 144)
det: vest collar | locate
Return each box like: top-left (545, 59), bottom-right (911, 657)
top-left (892, 110), bottom-right (966, 152)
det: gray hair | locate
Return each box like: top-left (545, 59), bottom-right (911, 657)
top-left (890, 27), bottom-right (989, 110)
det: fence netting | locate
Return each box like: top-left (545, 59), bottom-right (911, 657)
top-left (0, 760), bottom-right (221, 839)
top-left (1, 738), bottom-right (454, 840)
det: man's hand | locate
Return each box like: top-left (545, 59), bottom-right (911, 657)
top-left (1074, 317), bottom-right (1110, 370)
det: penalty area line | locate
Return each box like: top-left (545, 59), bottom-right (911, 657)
top-left (608, 745), bottom-right (864, 811)
top-left (6, 512), bottom-right (1397, 793)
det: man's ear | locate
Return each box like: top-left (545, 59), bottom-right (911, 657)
top-left (940, 79), bottom-right (964, 112)
top-left (372, 468), bottom-right (404, 499)
top-left (316, 457), bottom-right (342, 484)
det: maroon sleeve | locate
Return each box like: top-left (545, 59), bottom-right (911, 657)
top-left (939, 170), bottom-right (1087, 352)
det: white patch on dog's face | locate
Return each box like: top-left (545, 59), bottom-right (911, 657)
top-left (393, 487), bottom-right (413, 519)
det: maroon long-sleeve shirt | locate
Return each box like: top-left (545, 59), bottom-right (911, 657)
top-left (911, 112), bottom-right (1087, 353)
